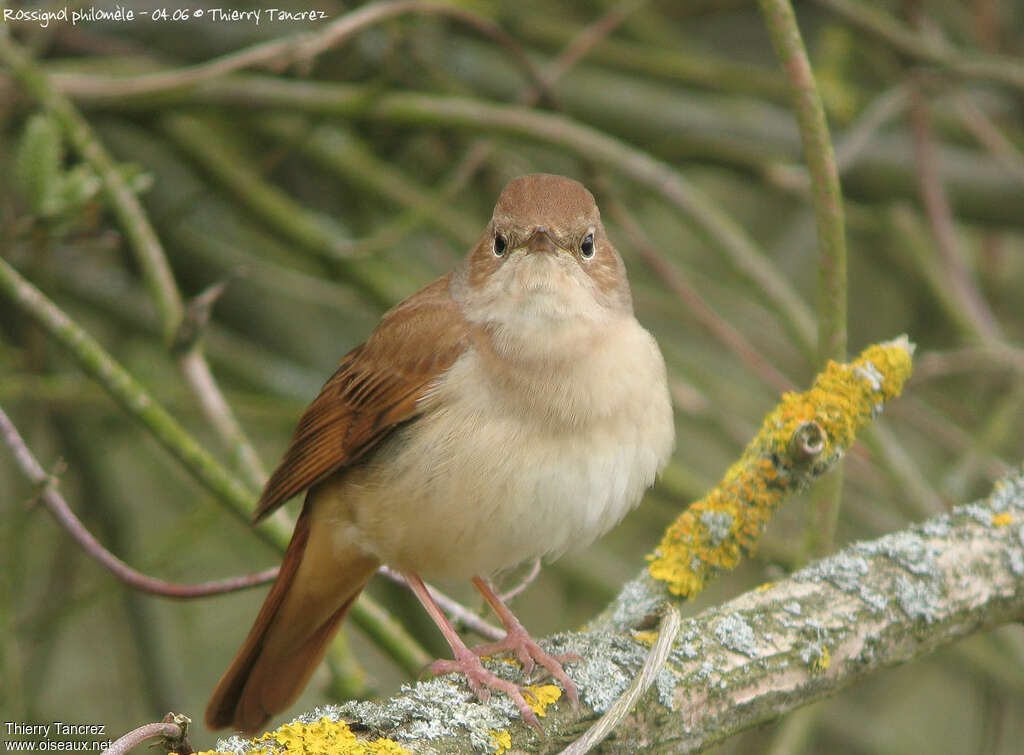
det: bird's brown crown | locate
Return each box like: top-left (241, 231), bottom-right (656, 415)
top-left (491, 174), bottom-right (599, 233)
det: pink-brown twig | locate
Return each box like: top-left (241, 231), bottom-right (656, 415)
top-left (101, 714), bottom-right (190, 755)
top-left (0, 405), bottom-right (278, 599)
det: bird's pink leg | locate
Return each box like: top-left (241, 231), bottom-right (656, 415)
top-left (403, 572), bottom-right (542, 728)
top-left (469, 576), bottom-right (580, 705)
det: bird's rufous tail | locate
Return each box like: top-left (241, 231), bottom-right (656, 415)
top-left (205, 501), bottom-right (379, 733)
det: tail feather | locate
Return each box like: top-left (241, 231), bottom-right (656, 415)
top-left (206, 499), bottom-right (379, 733)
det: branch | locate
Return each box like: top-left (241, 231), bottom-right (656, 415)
top-left (202, 467), bottom-right (1024, 753)
top-left (193, 339), bottom-right (916, 751)
top-left (102, 714), bottom-right (191, 755)
top-left (0, 256), bottom-right (269, 542)
top-left (907, 80), bottom-right (1003, 345)
top-left (42, 1), bottom-right (555, 105)
top-left (812, 0), bottom-right (1024, 94)
top-left (649, 337), bottom-right (913, 598)
top-left (0, 405), bottom-right (279, 599)
top-left (43, 72), bottom-right (818, 355)
top-left (758, 0), bottom-right (849, 558)
top-left (0, 257), bottom-right (432, 674)
top-left (0, 26), bottom-right (266, 491)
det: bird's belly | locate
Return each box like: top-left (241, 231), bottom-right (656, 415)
top-left (344, 410), bottom-right (662, 578)
top-left (327, 341), bottom-right (672, 577)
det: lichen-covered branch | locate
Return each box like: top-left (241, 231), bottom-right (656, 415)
top-left (649, 337), bottom-right (914, 598)
top-left (203, 468), bottom-right (1024, 753)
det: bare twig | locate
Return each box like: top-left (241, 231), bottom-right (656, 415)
top-left (913, 346), bottom-right (1024, 382)
top-left (292, 0), bottom-right (644, 261)
top-left (908, 81), bottom-right (1003, 345)
top-left (0, 27), bottom-right (267, 491)
top-left (953, 95), bottom-right (1024, 186)
top-left (0, 257), bottom-right (268, 539)
top-left (813, 0), bottom-right (1024, 93)
top-left (758, 0), bottom-right (849, 558)
top-left (101, 714), bottom-right (190, 755)
top-left (500, 558), bottom-right (544, 603)
top-left (46, 1), bottom-right (557, 107)
top-left (0, 405), bottom-right (279, 598)
top-left (0, 258), bottom-right (431, 673)
top-left (542, 0), bottom-right (648, 85)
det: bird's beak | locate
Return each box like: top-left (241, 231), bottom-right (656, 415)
top-left (525, 227), bottom-right (561, 255)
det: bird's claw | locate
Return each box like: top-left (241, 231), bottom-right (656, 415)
top-left (427, 646), bottom-right (542, 729)
top-left (469, 626), bottom-right (580, 706)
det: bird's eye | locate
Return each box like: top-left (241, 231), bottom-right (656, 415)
top-left (493, 234), bottom-right (507, 257)
top-left (580, 233), bottom-right (595, 259)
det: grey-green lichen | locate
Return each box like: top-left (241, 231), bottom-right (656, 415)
top-left (713, 614), bottom-right (759, 658)
top-left (546, 631), bottom-right (646, 714)
top-left (609, 577), bottom-right (666, 629)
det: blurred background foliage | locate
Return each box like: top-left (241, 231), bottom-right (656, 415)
top-left (2, 0), bottom-right (1023, 751)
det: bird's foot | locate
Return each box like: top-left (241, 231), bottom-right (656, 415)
top-left (469, 626), bottom-right (580, 706)
top-left (427, 646), bottom-right (544, 729)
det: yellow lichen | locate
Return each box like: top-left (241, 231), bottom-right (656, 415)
top-left (812, 646), bottom-right (831, 674)
top-left (255, 718), bottom-right (409, 755)
top-left (649, 337), bottom-right (914, 598)
top-left (489, 729), bottom-right (512, 754)
top-left (523, 684), bottom-right (562, 717)
top-left (992, 512), bottom-right (1013, 527)
top-left (631, 630), bottom-right (660, 646)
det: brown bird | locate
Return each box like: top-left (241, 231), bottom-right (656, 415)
top-left (205, 174), bottom-right (675, 733)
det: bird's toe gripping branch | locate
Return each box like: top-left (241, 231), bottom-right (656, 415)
top-left (648, 336), bottom-right (915, 599)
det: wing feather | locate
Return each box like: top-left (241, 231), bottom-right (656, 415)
top-left (252, 274), bottom-right (468, 523)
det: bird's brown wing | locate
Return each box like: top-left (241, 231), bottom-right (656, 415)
top-left (252, 274), bottom-right (469, 523)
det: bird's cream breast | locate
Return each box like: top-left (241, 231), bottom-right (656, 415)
top-left (327, 314), bottom-right (675, 578)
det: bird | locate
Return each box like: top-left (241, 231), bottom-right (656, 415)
top-left (205, 173), bottom-right (675, 733)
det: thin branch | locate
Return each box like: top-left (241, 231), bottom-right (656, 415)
top-left (758, 0), bottom-right (849, 558)
top-left (953, 96), bottom-right (1024, 186)
top-left (164, 77), bottom-right (817, 354)
top-left (46, 1), bottom-right (557, 107)
top-left (378, 566), bottom-right (504, 642)
top-left (908, 80), bottom-right (1003, 345)
top-left (759, 0), bottom-right (848, 369)
top-left (0, 256), bottom-right (273, 541)
top-left (0, 257), bottom-right (432, 673)
top-left (513, 8), bottom-right (798, 104)
top-left (0, 405), bottom-right (279, 599)
top-left (813, 0), bottom-right (1024, 93)
top-left (0, 27), bottom-right (267, 491)
top-left (834, 84), bottom-right (911, 173)
top-left (499, 558), bottom-right (543, 604)
top-left (251, 0), bottom-right (642, 264)
top-left (541, 0), bottom-right (648, 85)
top-left (913, 346), bottom-right (1024, 382)
top-left (101, 714), bottom-right (190, 755)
